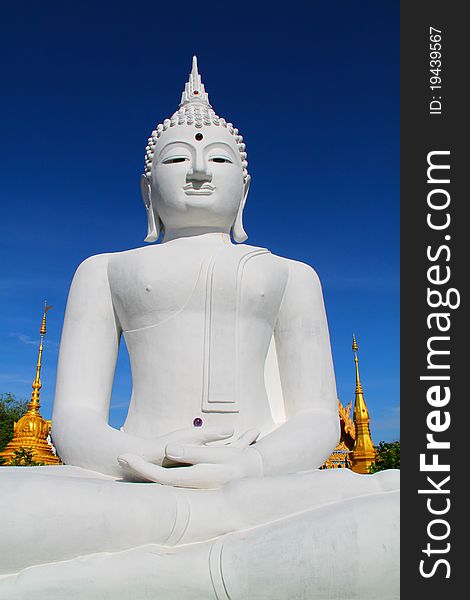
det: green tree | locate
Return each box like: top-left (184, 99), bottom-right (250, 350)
top-left (0, 393), bottom-right (28, 453)
top-left (369, 441), bottom-right (400, 473)
top-left (8, 447), bottom-right (44, 466)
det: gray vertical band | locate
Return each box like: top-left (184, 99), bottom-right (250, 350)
top-left (209, 537), bottom-right (231, 600)
top-left (164, 493), bottom-right (191, 546)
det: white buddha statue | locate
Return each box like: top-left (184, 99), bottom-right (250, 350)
top-left (0, 57), bottom-right (399, 599)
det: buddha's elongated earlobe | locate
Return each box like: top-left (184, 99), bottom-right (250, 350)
top-left (145, 206), bottom-right (160, 243)
top-left (232, 175), bottom-right (250, 243)
top-left (140, 174), bottom-right (161, 243)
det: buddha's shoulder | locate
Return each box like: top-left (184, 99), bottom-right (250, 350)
top-left (74, 246), bottom-right (160, 269)
top-left (239, 247), bottom-right (322, 291)
top-left (71, 248), bottom-right (151, 282)
top-left (267, 253), bottom-right (322, 286)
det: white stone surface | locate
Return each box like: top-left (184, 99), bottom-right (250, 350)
top-left (0, 57), bottom-right (399, 599)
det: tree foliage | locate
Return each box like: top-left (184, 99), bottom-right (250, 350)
top-left (8, 447), bottom-right (44, 466)
top-left (0, 393), bottom-right (28, 453)
top-left (369, 441), bottom-right (400, 473)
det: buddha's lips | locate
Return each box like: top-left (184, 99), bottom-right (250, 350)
top-left (183, 183), bottom-right (215, 195)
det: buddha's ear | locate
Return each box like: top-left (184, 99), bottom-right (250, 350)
top-left (140, 174), bottom-right (161, 243)
top-left (232, 175), bottom-right (250, 243)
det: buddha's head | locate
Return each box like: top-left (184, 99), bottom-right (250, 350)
top-left (141, 57), bottom-right (250, 243)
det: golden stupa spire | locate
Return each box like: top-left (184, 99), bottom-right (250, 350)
top-left (0, 303), bottom-right (61, 465)
top-left (349, 334), bottom-right (376, 474)
top-left (28, 302), bottom-right (51, 415)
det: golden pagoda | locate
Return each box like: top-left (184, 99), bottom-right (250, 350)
top-left (0, 303), bottom-right (61, 465)
top-left (349, 334), bottom-right (375, 473)
top-left (323, 335), bottom-right (376, 471)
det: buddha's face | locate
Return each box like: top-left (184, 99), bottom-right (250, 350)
top-left (148, 125), bottom-right (246, 233)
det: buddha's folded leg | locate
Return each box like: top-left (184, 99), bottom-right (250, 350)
top-left (0, 542), bottom-right (216, 600)
top-left (0, 489), bottom-right (399, 600)
top-left (218, 488), bottom-right (400, 600)
top-left (180, 467), bottom-right (400, 544)
top-left (1, 465), bottom-right (399, 576)
top-left (0, 466), bottom-right (180, 575)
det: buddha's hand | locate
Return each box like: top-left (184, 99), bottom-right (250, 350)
top-left (133, 425), bottom-right (234, 467)
top-left (118, 428), bottom-right (263, 489)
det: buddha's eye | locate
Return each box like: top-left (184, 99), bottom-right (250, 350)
top-left (162, 156), bottom-right (189, 164)
top-left (209, 156), bottom-right (232, 164)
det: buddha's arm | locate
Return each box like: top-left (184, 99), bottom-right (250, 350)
top-left (51, 255), bottom-right (152, 476)
top-left (253, 260), bottom-right (340, 475)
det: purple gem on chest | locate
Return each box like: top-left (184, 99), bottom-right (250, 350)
top-left (193, 417), bottom-right (203, 427)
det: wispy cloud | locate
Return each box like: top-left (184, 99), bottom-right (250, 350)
top-left (9, 332), bottom-right (59, 349)
top-left (110, 401), bottom-right (130, 409)
top-left (9, 332), bottom-right (38, 346)
top-left (0, 372), bottom-right (31, 385)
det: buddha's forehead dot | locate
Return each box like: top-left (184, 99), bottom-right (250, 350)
top-left (155, 125), bottom-right (237, 152)
top-left (153, 125), bottom-right (241, 162)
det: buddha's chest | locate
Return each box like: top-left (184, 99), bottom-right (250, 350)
top-left (108, 244), bottom-right (288, 333)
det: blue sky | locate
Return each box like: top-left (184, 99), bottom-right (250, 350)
top-left (0, 1), bottom-right (399, 441)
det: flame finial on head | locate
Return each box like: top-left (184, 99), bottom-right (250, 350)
top-left (180, 56), bottom-right (212, 107)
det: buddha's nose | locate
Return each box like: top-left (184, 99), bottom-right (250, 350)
top-left (186, 154), bottom-right (212, 183)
